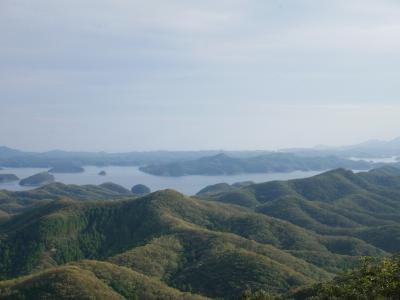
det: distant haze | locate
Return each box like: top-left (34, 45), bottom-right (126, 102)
top-left (1, 1), bottom-right (400, 151)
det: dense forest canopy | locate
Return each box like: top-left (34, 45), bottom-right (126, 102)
top-left (0, 167), bottom-right (400, 298)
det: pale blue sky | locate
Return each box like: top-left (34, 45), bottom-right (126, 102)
top-left (1, 0), bottom-right (400, 151)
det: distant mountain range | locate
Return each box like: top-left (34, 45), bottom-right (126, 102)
top-left (1, 166), bottom-right (400, 298)
top-left (336, 136), bottom-right (400, 151)
top-left (282, 136), bottom-right (400, 158)
top-left (0, 146), bottom-right (272, 169)
top-left (1, 137), bottom-right (400, 176)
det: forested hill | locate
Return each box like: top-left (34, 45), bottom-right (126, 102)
top-left (0, 167), bottom-right (400, 299)
top-left (196, 166), bottom-right (400, 253)
top-left (140, 153), bottom-right (373, 176)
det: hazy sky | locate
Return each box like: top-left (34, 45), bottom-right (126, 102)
top-left (1, 0), bottom-right (400, 151)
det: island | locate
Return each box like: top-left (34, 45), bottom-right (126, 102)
top-left (0, 174), bottom-right (19, 183)
top-left (98, 170), bottom-right (107, 176)
top-left (131, 184), bottom-right (151, 196)
top-left (19, 172), bottom-right (55, 186)
top-left (139, 153), bottom-right (373, 176)
top-left (48, 164), bottom-right (84, 173)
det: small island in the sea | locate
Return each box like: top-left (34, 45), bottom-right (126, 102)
top-left (19, 172), bottom-right (55, 186)
top-left (0, 174), bottom-right (20, 183)
top-left (98, 170), bottom-right (107, 176)
top-left (131, 184), bottom-right (151, 196)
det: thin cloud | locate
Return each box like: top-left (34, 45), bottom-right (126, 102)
top-left (1, 0), bottom-right (399, 151)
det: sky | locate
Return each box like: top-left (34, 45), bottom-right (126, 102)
top-left (1, 0), bottom-right (400, 152)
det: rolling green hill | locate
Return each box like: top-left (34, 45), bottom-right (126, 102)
top-left (293, 255), bottom-right (400, 300)
top-left (1, 167), bottom-right (400, 299)
top-left (198, 167), bottom-right (400, 253)
top-left (0, 260), bottom-right (206, 300)
top-left (0, 182), bottom-right (135, 216)
top-left (0, 265), bottom-right (124, 300)
top-left (19, 172), bottom-right (55, 187)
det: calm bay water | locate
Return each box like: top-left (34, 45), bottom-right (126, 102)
top-left (349, 156), bottom-right (399, 163)
top-left (0, 166), bottom-right (323, 195)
